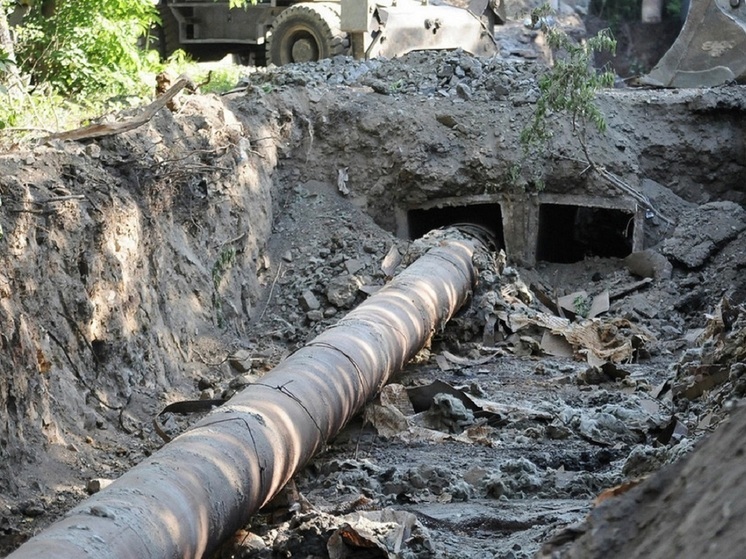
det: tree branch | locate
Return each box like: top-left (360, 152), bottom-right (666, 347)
top-left (40, 75), bottom-right (195, 143)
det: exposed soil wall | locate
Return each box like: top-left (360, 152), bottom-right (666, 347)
top-left (0, 95), bottom-right (279, 510)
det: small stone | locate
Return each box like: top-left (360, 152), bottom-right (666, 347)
top-left (299, 289), bottom-right (321, 311)
top-left (436, 114), bottom-right (458, 128)
top-left (344, 258), bottom-right (364, 275)
top-left (228, 349), bottom-right (253, 373)
top-left (628, 294), bottom-right (660, 318)
top-left (660, 324), bottom-right (682, 339)
top-left (456, 83), bottom-right (472, 100)
top-left (197, 377), bottom-right (214, 390)
top-left (83, 411), bottom-right (98, 431)
top-left (546, 423), bottom-right (572, 439)
top-left (229, 374), bottom-right (256, 390)
top-left (307, 310), bottom-right (324, 322)
top-left (282, 251), bottom-right (293, 263)
top-left (436, 64), bottom-right (454, 78)
top-left (19, 501), bottom-right (45, 517)
top-left (326, 275), bottom-right (362, 308)
top-left (323, 307), bottom-right (338, 318)
top-left (223, 529), bottom-right (267, 556)
top-left (85, 144), bottom-right (101, 158)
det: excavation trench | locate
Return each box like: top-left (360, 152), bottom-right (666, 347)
top-left (6, 230), bottom-right (486, 559)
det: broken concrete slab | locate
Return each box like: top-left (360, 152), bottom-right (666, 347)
top-left (661, 201), bottom-right (746, 269)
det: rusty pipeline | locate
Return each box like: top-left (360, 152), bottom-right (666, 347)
top-left (7, 230), bottom-right (484, 559)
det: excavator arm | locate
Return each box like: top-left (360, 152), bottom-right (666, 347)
top-left (642, 0), bottom-right (746, 87)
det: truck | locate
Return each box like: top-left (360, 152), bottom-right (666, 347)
top-left (157, 0), bottom-right (506, 66)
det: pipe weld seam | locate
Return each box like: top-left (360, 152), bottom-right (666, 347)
top-left (422, 250), bottom-right (475, 286)
top-left (305, 340), bottom-right (372, 401)
top-left (253, 381), bottom-right (327, 442)
top-left (335, 316), bottom-right (411, 351)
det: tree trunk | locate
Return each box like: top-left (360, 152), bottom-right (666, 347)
top-left (0, 4), bottom-right (24, 97)
top-left (7, 232), bottom-right (483, 559)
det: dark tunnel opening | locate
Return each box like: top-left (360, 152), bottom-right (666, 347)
top-left (407, 203), bottom-right (505, 249)
top-left (537, 204), bottom-right (635, 263)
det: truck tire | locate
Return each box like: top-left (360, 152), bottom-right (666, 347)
top-left (157, 0), bottom-right (180, 59)
top-left (267, 3), bottom-right (349, 66)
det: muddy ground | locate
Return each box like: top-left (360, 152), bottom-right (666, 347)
top-left (1, 8), bottom-right (746, 559)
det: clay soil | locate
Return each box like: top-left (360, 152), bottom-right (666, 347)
top-left (1, 12), bottom-right (746, 559)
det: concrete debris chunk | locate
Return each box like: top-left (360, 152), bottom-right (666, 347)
top-left (661, 201), bottom-right (746, 268)
top-left (326, 274), bottom-right (362, 308)
top-left (343, 258), bottom-right (364, 275)
top-left (423, 393), bottom-right (475, 434)
top-left (381, 245), bottom-right (402, 277)
top-left (627, 294), bottom-right (660, 319)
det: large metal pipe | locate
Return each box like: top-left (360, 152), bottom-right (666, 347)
top-left (8, 234), bottom-right (482, 559)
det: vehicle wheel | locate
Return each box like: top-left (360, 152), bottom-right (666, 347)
top-left (266, 3), bottom-right (349, 66)
top-left (157, 0), bottom-right (181, 59)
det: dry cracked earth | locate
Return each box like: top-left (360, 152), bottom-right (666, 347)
top-left (1, 7), bottom-right (746, 559)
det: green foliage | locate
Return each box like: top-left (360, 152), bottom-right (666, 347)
top-left (228, 0), bottom-right (259, 7)
top-left (212, 247), bottom-right (236, 291)
top-left (590, 0), bottom-right (640, 27)
top-left (573, 294), bottom-right (592, 318)
top-left (200, 67), bottom-right (244, 94)
top-left (0, 48), bottom-right (13, 95)
top-left (13, 0), bottom-right (161, 98)
top-left (665, 0), bottom-right (684, 18)
top-left (212, 246), bottom-right (236, 328)
top-left (0, 48), bottom-right (12, 72)
top-left (520, 8), bottom-right (617, 150)
top-left (389, 78), bottom-right (405, 94)
top-left (165, 51), bottom-right (245, 95)
top-left (501, 163), bottom-right (522, 190)
top-left (0, 81), bottom-right (58, 129)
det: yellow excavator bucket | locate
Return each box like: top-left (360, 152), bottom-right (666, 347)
top-left (642, 0), bottom-right (746, 87)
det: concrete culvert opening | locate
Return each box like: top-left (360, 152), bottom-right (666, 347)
top-left (537, 204), bottom-right (635, 263)
top-left (406, 203), bottom-right (504, 249)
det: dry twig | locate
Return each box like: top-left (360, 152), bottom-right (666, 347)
top-left (41, 76), bottom-right (195, 143)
